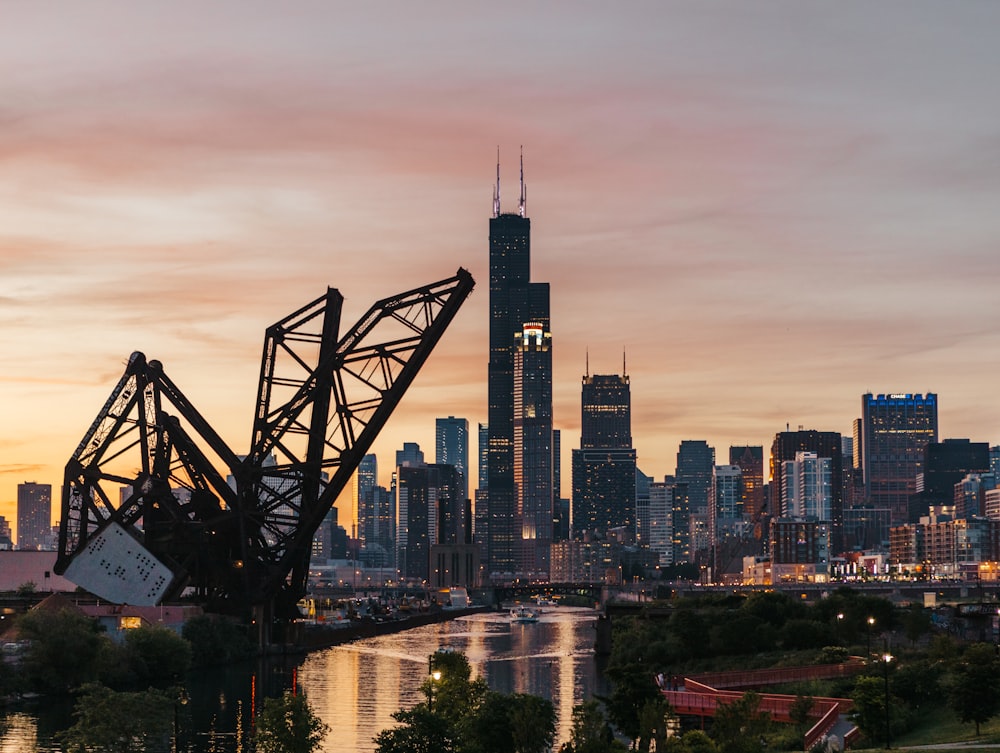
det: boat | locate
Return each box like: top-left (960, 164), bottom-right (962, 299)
top-left (510, 605), bottom-right (540, 624)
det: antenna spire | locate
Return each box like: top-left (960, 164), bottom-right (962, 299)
top-left (585, 348), bottom-right (589, 378)
top-left (493, 146), bottom-right (500, 218)
top-left (623, 348), bottom-right (627, 377)
top-left (518, 145), bottom-right (526, 217)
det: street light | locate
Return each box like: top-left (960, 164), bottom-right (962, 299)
top-left (173, 688), bottom-right (189, 753)
top-left (882, 641), bottom-right (893, 749)
top-left (867, 616), bottom-right (875, 661)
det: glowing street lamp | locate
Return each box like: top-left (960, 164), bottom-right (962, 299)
top-left (866, 616), bottom-right (875, 660)
top-left (882, 642), bottom-right (894, 749)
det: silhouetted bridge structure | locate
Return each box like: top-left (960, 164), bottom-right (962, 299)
top-left (489, 582), bottom-right (606, 609)
top-left (663, 662), bottom-right (866, 750)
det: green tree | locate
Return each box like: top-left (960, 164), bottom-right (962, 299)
top-left (559, 700), bottom-right (628, 753)
top-left (849, 675), bottom-right (887, 746)
top-left (426, 649), bottom-right (488, 725)
top-left (602, 661), bottom-right (662, 742)
top-left (635, 696), bottom-right (672, 753)
top-left (255, 691), bottom-right (330, 753)
top-left (710, 691), bottom-right (770, 753)
top-left (946, 642), bottom-right (1000, 736)
top-left (788, 693), bottom-right (814, 733)
top-left (59, 682), bottom-right (173, 753)
top-left (182, 614), bottom-right (255, 666)
top-left (903, 604), bottom-right (932, 646)
top-left (461, 691), bottom-right (556, 753)
top-left (374, 705), bottom-right (458, 753)
top-left (124, 624), bottom-right (193, 687)
top-left (16, 607), bottom-right (107, 694)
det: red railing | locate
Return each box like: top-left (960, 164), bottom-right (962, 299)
top-left (687, 661), bottom-right (864, 690)
top-left (662, 669), bottom-right (856, 749)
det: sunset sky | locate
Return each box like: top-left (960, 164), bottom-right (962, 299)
top-left (3, 2), bottom-right (1000, 539)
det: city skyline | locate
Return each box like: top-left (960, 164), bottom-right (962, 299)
top-left (4, 3), bottom-right (1000, 538)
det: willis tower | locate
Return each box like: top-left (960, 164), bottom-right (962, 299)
top-left (486, 150), bottom-right (550, 577)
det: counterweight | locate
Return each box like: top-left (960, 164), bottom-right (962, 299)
top-left (55, 269), bottom-right (474, 627)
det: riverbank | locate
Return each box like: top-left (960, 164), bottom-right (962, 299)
top-left (288, 604), bottom-right (492, 652)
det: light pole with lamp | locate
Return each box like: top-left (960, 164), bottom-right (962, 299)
top-left (427, 654), bottom-right (442, 712)
top-left (173, 688), bottom-right (189, 753)
top-left (882, 640), bottom-right (893, 749)
top-left (866, 616), bottom-right (875, 661)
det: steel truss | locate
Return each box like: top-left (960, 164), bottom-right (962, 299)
top-left (55, 269), bottom-right (474, 621)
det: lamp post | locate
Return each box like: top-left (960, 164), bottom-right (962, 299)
top-left (173, 688), bottom-right (188, 753)
top-left (836, 612), bottom-right (844, 644)
top-left (882, 641), bottom-right (893, 749)
top-left (867, 616), bottom-right (875, 661)
top-left (428, 655), bottom-right (442, 712)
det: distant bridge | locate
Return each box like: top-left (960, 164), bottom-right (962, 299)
top-left (489, 582), bottom-right (606, 609)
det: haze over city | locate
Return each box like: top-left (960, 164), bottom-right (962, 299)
top-left (3, 2), bottom-right (1000, 538)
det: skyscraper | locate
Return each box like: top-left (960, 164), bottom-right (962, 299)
top-left (513, 321), bottom-right (553, 576)
top-left (17, 481), bottom-right (51, 551)
top-left (486, 151), bottom-right (549, 576)
top-left (571, 371), bottom-right (637, 540)
top-left (357, 454), bottom-right (378, 546)
top-left (435, 416), bottom-right (469, 504)
top-left (675, 440), bottom-right (715, 561)
top-left (770, 430), bottom-right (843, 552)
top-left (860, 393), bottom-right (938, 524)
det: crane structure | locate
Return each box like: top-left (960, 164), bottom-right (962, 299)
top-left (54, 269), bottom-right (474, 636)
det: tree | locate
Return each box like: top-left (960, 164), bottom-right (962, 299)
top-left (182, 614), bottom-right (255, 667)
top-left (849, 676), bottom-right (887, 746)
top-left (461, 691), bottom-right (556, 753)
top-left (59, 682), bottom-right (173, 753)
top-left (426, 649), bottom-right (488, 726)
top-left (255, 691), bottom-right (330, 753)
top-left (16, 607), bottom-right (107, 694)
top-left (947, 642), bottom-right (1000, 736)
top-left (374, 705), bottom-right (458, 753)
top-left (124, 624), bottom-right (193, 687)
top-left (710, 691), bottom-right (771, 753)
top-left (788, 694), bottom-right (815, 733)
top-left (636, 697), bottom-right (672, 753)
top-left (602, 661), bottom-right (663, 742)
top-left (559, 700), bottom-right (628, 753)
top-left (903, 604), bottom-right (932, 646)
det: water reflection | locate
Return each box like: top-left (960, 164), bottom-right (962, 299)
top-left (0, 606), bottom-right (606, 753)
top-left (297, 607), bottom-right (607, 750)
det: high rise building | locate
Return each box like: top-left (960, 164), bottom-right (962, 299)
top-left (436, 417), bottom-right (469, 504)
top-left (357, 454), bottom-right (378, 546)
top-left (513, 322), bottom-right (553, 576)
top-left (571, 371), bottom-right (637, 540)
top-left (475, 422), bottom-right (489, 551)
top-left (647, 480), bottom-right (674, 566)
top-left (910, 439), bottom-right (989, 521)
top-left (770, 430), bottom-right (843, 552)
top-left (730, 446), bottom-right (764, 521)
top-left (675, 440), bottom-right (715, 562)
top-left (860, 393), bottom-right (938, 524)
top-left (486, 152), bottom-right (549, 576)
top-left (17, 481), bottom-right (52, 551)
top-left (709, 464), bottom-right (743, 575)
top-left (781, 451), bottom-right (832, 520)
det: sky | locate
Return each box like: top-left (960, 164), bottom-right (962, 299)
top-left (3, 2), bottom-right (1000, 540)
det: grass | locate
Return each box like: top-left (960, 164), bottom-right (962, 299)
top-left (848, 705), bottom-right (1000, 751)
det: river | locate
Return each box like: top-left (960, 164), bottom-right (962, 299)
top-left (0, 606), bottom-right (608, 752)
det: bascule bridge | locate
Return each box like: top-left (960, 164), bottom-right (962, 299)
top-left (54, 269), bottom-right (474, 646)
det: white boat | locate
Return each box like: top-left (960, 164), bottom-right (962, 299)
top-left (510, 605), bottom-right (540, 623)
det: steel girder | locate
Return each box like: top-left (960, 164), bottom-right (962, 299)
top-left (54, 268), bottom-right (474, 618)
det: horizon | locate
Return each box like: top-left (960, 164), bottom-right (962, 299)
top-left (3, 2), bottom-right (1000, 540)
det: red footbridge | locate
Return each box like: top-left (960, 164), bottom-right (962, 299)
top-left (659, 661), bottom-right (866, 750)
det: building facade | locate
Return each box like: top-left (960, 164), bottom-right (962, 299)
top-left (17, 482), bottom-right (52, 551)
top-left (860, 393), bottom-right (938, 524)
top-left (513, 322), bottom-right (554, 577)
top-left (436, 416), bottom-right (469, 505)
top-left (486, 154), bottom-right (550, 577)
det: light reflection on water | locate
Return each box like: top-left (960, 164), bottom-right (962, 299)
top-left (0, 606), bottom-right (606, 753)
top-left (297, 607), bottom-right (607, 752)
